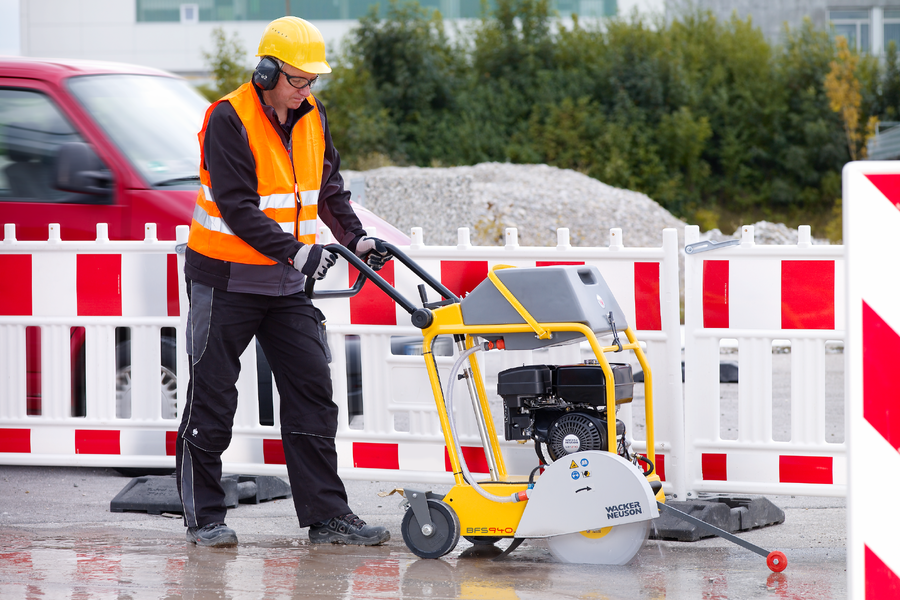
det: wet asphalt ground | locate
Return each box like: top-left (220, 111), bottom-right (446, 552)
top-left (0, 352), bottom-right (847, 598)
top-left (0, 466), bottom-right (846, 599)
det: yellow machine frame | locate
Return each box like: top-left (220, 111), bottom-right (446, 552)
top-left (419, 265), bottom-right (662, 533)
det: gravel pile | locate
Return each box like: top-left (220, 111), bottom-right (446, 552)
top-left (346, 163), bottom-right (685, 248)
top-left (344, 162), bottom-right (831, 248)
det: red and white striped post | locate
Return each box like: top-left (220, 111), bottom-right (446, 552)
top-left (845, 161), bottom-right (900, 598)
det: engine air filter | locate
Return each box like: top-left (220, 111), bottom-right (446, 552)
top-left (547, 412), bottom-right (607, 461)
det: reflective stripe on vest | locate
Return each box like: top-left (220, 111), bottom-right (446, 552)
top-left (187, 83), bottom-right (325, 265)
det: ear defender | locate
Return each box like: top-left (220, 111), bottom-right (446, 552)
top-left (252, 57), bottom-right (281, 90)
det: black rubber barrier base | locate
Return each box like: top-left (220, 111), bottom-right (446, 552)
top-left (110, 475), bottom-right (292, 515)
top-left (649, 495), bottom-right (785, 542)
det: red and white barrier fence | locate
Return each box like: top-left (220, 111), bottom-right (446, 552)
top-left (0, 223), bottom-right (187, 470)
top-left (682, 224), bottom-right (846, 498)
top-left (0, 214), bottom-right (857, 506)
top-left (844, 162), bottom-right (900, 598)
top-left (0, 223), bottom-right (685, 489)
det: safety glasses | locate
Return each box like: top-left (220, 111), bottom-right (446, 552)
top-left (282, 72), bottom-right (318, 91)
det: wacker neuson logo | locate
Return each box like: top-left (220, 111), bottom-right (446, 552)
top-left (605, 501), bottom-right (643, 519)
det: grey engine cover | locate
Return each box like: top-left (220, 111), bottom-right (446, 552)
top-left (459, 265), bottom-right (628, 350)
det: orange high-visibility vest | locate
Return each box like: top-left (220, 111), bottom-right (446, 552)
top-left (187, 82), bottom-right (324, 265)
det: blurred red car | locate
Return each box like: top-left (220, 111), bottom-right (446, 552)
top-left (0, 57), bottom-right (407, 419)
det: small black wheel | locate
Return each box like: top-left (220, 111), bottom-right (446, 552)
top-left (401, 499), bottom-right (460, 559)
top-left (463, 536), bottom-right (502, 546)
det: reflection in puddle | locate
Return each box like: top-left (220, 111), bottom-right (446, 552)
top-left (0, 534), bottom-right (846, 599)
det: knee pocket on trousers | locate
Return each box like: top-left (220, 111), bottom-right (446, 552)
top-left (187, 282), bottom-right (214, 364)
top-left (180, 427), bottom-right (231, 454)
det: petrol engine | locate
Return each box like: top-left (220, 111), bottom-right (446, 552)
top-left (497, 361), bottom-right (635, 465)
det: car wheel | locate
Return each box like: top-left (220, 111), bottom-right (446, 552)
top-left (115, 336), bottom-right (178, 419)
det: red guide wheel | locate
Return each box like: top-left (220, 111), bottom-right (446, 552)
top-left (766, 550), bottom-right (788, 573)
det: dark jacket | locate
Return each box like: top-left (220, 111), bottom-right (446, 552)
top-left (185, 86), bottom-right (365, 295)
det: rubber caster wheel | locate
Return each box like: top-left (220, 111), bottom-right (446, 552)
top-left (464, 536), bottom-right (502, 546)
top-left (401, 498), bottom-right (460, 559)
top-left (767, 550), bottom-right (788, 572)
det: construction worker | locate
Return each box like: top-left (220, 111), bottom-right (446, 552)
top-left (177, 16), bottom-right (391, 548)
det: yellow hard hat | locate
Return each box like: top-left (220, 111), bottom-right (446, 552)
top-left (257, 16), bottom-right (331, 74)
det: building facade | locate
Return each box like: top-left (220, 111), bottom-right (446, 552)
top-left (14, 0), bottom-right (900, 77)
top-left (674, 0), bottom-right (900, 55)
top-left (15, 0), bottom-right (660, 75)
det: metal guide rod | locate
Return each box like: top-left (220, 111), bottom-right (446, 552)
top-left (455, 336), bottom-right (500, 481)
top-left (656, 502), bottom-right (768, 558)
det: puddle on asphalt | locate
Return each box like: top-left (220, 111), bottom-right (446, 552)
top-left (0, 533), bottom-right (847, 599)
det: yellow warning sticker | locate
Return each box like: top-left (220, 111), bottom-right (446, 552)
top-left (583, 470), bottom-right (591, 478)
top-left (570, 461), bottom-right (578, 469)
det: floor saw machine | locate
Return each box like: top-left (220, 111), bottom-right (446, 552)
top-left (309, 244), bottom-right (787, 571)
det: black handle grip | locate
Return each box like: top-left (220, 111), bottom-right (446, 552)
top-left (304, 244), bottom-right (419, 314)
top-left (304, 243), bottom-right (460, 329)
top-left (304, 244), bottom-right (376, 300)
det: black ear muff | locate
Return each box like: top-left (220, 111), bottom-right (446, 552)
top-left (253, 57), bottom-right (281, 91)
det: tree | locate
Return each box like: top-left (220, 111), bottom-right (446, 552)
top-left (772, 19), bottom-right (847, 217)
top-left (199, 27), bottom-right (252, 102)
top-left (321, 1), bottom-right (456, 165)
top-left (320, 2), bottom-right (856, 232)
top-left (882, 41), bottom-right (900, 120)
top-left (824, 35), bottom-right (875, 160)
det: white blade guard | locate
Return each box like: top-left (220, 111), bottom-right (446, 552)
top-left (516, 450), bottom-right (658, 538)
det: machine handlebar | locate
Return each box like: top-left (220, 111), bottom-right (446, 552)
top-left (304, 242), bottom-right (460, 329)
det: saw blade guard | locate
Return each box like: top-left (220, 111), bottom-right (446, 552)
top-left (515, 450), bottom-right (659, 538)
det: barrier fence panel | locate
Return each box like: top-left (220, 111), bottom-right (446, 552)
top-left (844, 161), bottom-right (900, 598)
top-left (0, 223), bottom-right (683, 493)
top-left (682, 224), bottom-right (846, 499)
top-left (0, 223), bottom-right (188, 470)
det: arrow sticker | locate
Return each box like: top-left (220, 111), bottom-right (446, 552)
top-left (575, 486), bottom-right (592, 493)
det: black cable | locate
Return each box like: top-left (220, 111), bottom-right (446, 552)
top-left (528, 464), bottom-right (543, 486)
top-left (636, 454), bottom-right (655, 477)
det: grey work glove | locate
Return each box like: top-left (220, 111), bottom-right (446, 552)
top-left (354, 236), bottom-right (392, 271)
top-left (292, 244), bottom-right (337, 280)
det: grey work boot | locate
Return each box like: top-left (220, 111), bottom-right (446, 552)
top-left (308, 513), bottom-right (391, 546)
top-left (186, 522), bottom-right (238, 547)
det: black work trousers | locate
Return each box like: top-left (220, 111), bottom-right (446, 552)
top-left (176, 281), bottom-right (351, 529)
